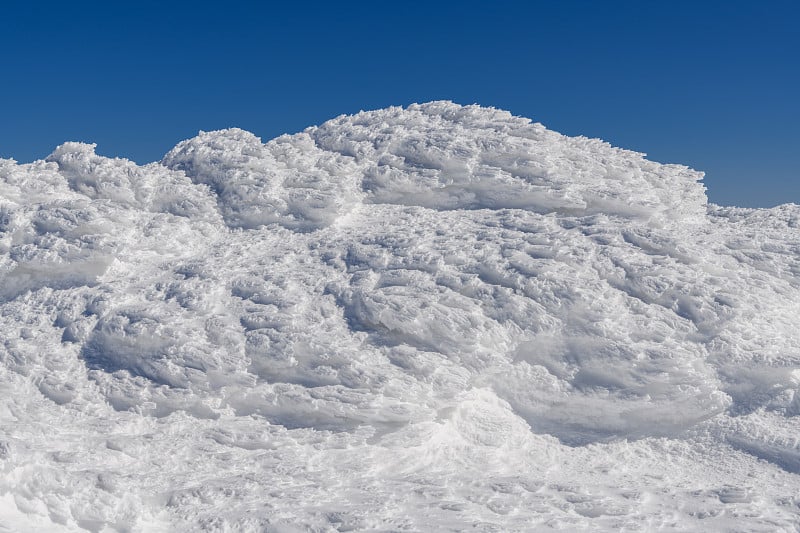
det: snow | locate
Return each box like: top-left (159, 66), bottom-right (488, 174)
top-left (1, 101), bottom-right (799, 531)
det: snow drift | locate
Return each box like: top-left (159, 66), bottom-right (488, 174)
top-left (1, 102), bottom-right (799, 531)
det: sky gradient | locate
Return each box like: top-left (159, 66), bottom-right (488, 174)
top-left (2, 0), bottom-right (797, 207)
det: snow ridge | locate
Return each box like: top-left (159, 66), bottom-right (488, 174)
top-left (1, 102), bottom-right (799, 531)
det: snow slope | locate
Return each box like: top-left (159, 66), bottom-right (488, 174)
top-left (1, 101), bottom-right (799, 531)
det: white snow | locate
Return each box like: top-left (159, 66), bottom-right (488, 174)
top-left (1, 101), bottom-right (799, 531)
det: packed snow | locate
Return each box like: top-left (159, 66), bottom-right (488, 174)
top-left (1, 101), bottom-right (799, 531)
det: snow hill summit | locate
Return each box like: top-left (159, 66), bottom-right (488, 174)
top-left (1, 102), bottom-right (799, 531)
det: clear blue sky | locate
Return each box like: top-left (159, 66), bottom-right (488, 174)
top-left (2, 1), bottom-right (797, 207)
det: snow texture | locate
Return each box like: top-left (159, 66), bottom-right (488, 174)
top-left (1, 101), bottom-right (799, 531)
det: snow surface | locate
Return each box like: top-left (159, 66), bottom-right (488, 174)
top-left (1, 101), bottom-right (799, 531)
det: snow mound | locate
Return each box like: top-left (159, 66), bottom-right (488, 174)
top-left (162, 102), bottom-right (707, 229)
top-left (1, 102), bottom-right (799, 531)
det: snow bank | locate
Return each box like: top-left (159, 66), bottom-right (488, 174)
top-left (1, 102), bottom-right (799, 531)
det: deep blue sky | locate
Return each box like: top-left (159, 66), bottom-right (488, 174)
top-left (2, 1), bottom-right (797, 207)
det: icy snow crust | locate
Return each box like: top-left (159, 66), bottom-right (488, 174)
top-left (1, 102), bottom-right (799, 531)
